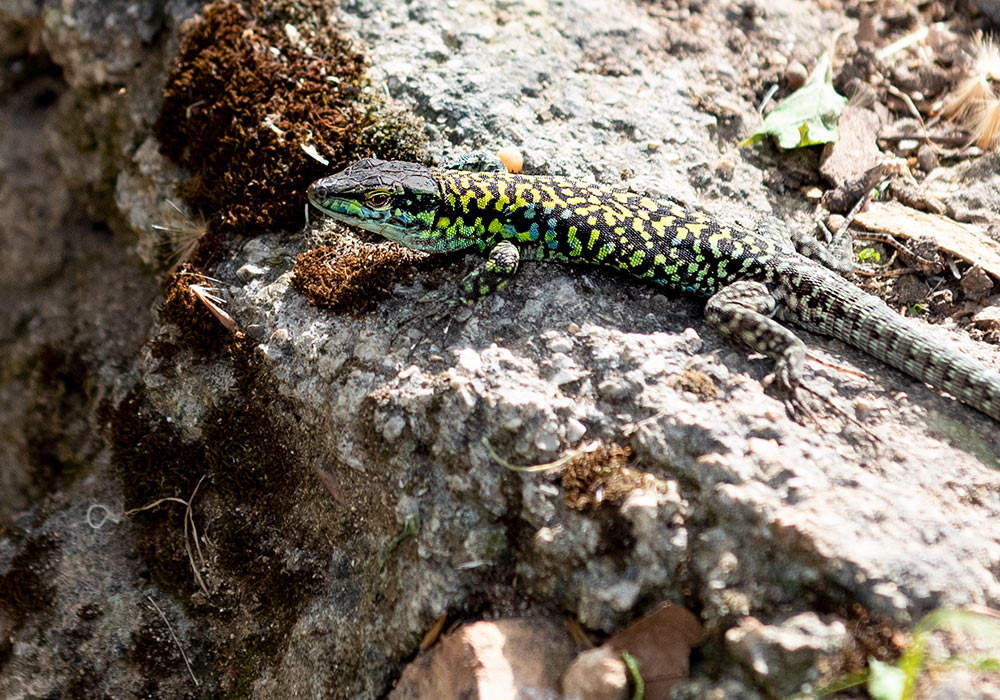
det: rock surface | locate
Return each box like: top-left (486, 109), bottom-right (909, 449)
top-left (2, 0), bottom-right (1000, 699)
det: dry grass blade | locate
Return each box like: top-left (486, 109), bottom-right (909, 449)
top-left (189, 282), bottom-right (238, 333)
top-left (973, 97), bottom-right (1000, 149)
top-left (153, 200), bottom-right (208, 273)
top-left (146, 596), bottom-right (200, 687)
top-left (481, 436), bottom-right (602, 472)
top-left (126, 475), bottom-right (209, 595)
top-left (941, 75), bottom-right (995, 123)
top-left (876, 25), bottom-right (929, 61)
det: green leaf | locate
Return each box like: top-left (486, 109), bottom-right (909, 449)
top-left (741, 53), bottom-right (848, 149)
top-left (867, 659), bottom-right (906, 700)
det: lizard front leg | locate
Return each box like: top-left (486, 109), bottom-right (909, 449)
top-left (755, 214), bottom-right (854, 276)
top-left (406, 241), bottom-right (521, 343)
top-left (456, 240), bottom-right (521, 305)
top-left (704, 280), bottom-right (807, 396)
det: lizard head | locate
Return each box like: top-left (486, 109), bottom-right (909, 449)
top-left (308, 158), bottom-right (459, 252)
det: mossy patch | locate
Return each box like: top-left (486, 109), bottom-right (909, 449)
top-left (667, 369), bottom-right (719, 400)
top-left (24, 345), bottom-right (92, 494)
top-left (109, 334), bottom-right (337, 695)
top-left (159, 266), bottom-right (229, 351)
top-left (292, 236), bottom-right (431, 314)
top-left (155, 0), bottom-right (424, 254)
top-left (0, 533), bottom-right (59, 627)
top-left (562, 443), bottom-right (646, 510)
top-left (110, 388), bottom-right (207, 595)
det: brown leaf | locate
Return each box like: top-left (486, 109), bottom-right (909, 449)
top-left (606, 603), bottom-right (704, 700)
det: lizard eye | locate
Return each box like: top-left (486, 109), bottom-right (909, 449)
top-left (367, 192), bottom-right (390, 208)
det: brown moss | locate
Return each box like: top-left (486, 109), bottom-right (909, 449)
top-left (160, 266), bottom-right (227, 350)
top-left (562, 443), bottom-right (653, 510)
top-left (291, 238), bottom-right (429, 315)
top-left (0, 534), bottom-right (59, 625)
top-left (155, 0), bottom-right (423, 257)
top-left (666, 369), bottom-right (719, 400)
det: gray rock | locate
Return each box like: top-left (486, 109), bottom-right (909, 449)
top-left (3, 0), bottom-right (1000, 699)
top-left (726, 613), bottom-right (851, 698)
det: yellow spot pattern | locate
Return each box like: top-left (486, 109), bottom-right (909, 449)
top-left (430, 168), bottom-right (784, 296)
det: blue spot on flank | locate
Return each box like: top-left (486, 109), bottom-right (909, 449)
top-left (529, 222), bottom-right (540, 241)
top-left (546, 221), bottom-right (558, 248)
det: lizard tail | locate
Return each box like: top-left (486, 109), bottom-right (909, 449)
top-left (779, 266), bottom-right (1000, 422)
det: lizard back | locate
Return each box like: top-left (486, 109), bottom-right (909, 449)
top-left (433, 169), bottom-right (788, 296)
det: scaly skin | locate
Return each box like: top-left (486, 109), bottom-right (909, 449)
top-left (308, 155), bottom-right (1000, 423)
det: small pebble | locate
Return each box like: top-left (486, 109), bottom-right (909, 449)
top-left (641, 355), bottom-right (667, 376)
top-left (535, 432), bottom-right (560, 452)
top-left (566, 418), bottom-right (587, 442)
top-left (383, 415), bottom-right (407, 442)
top-left (547, 335), bottom-right (573, 353)
top-left (236, 263), bottom-right (267, 280)
top-left (269, 328), bottom-right (291, 346)
top-left (496, 146), bottom-right (524, 173)
top-left (784, 61), bottom-right (808, 89)
top-left (853, 396), bottom-right (876, 420)
top-left (598, 378), bottom-right (629, 401)
top-left (457, 347), bottom-right (482, 373)
top-left (971, 305), bottom-right (1000, 330)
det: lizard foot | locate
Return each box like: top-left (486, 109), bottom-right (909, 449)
top-left (765, 373), bottom-right (877, 440)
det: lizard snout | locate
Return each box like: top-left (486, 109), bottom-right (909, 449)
top-left (307, 181), bottom-right (328, 202)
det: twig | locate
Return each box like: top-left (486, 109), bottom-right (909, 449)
top-left (797, 383), bottom-right (880, 441)
top-left (886, 84), bottom-right (934, 150)
top-left (419, 614), bottom-right (448, 651)
top-left (832, 175), bottom-right (886, 243)
top-left (878, 132), bottom-right (970, 146)
top-left (146, 596), bottom-right (200, 687)
top-left (758, 83), bottom-right (779, 114)
top-left (806, 352), bottom-right (869, 380)
top-left (876, 26), bottom-right (929, 61)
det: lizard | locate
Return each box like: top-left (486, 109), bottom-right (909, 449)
top-left (307, 151), bottom-right (1000, 424)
